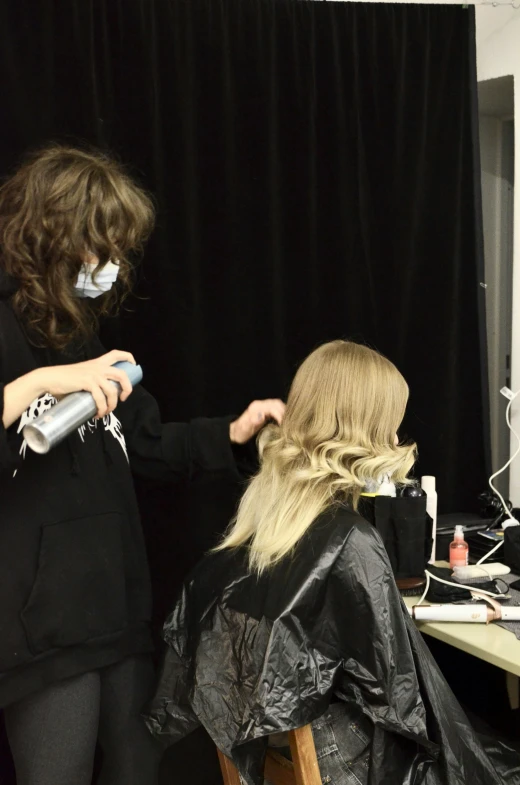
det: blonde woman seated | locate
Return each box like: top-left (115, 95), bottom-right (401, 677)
top-left (146, 341), bottom-right (518, 784)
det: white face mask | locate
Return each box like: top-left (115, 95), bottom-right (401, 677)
top-left (74, 261), bottom-right (119, 299)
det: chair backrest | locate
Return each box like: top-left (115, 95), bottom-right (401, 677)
top-left (217, 724), bottom-right (321, 785)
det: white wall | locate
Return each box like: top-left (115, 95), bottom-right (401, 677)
top-left (479, 112), bottom-right (514, 496)
top-left (480, 115), bottom-right (505, 478)
top-left (476, 6), bottom-right (520, 503)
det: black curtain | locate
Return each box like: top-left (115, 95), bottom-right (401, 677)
top-left (0, 2), bottom-right (487, 783)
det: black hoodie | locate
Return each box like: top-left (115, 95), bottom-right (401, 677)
top-left (0, 274), bottom-right (242, 708)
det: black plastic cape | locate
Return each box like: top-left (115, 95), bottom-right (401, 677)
top-left (145, 506), bottom-right (520, 784)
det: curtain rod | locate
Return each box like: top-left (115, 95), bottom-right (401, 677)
top-left (322, 0), bottom-right (519, 8)
top-left (325, 1), bottom-right (519, 7)
top-left (479, 1), bottom-right (520, 7)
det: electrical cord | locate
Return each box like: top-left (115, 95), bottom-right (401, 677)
top-left (489, 389), bottom-right (520, 526)
top-left (414, 388), bottom-right (519, 609)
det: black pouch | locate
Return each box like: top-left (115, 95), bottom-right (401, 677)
top-left (425, 565), bottom-right (472, 602)
top-left (425, 565), bottom-right (502, 603)
top-left (359, 495), bottom-right (432, 580)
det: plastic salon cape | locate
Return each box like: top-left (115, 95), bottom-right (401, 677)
top-left (145, 506), bottom-right (520, 785)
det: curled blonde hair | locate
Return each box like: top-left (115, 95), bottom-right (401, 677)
top-left (218, 340), bottom-right (416, 573)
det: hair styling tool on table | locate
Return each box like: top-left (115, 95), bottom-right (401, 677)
top-left (409, 600), bottom-right (520, 624)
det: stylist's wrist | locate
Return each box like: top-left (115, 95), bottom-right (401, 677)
top-left (229, 421), bottom-right (239, 444)
top-left (27, 368), bottom-right (49, 399)
top-left (2, 368), bottom-right (53, 429)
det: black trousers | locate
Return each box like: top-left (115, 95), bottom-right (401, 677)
top-left (4, 656), bottom-right (160, 785)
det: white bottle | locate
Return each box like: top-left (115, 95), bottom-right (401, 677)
top-left (421, 475), bottom-right (437, 563)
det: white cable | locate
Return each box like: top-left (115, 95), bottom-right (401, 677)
top-left (417, 572), bottom-right (430, 606)
top-left (489, 391), bottom-right (520, 523)
top-left (424, 570), bottom-right (507, 598)
top-left (476, 539), bottom-right (504, 565)
top-left (414, 391), bottom-right (518, 610)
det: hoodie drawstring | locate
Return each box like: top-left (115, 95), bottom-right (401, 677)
top-left (100, 423), bottom-right (113, 467)
top-left (67, 440), bottom-right (81, 477)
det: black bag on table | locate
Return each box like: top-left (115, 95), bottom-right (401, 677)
top-left (504, 525), bottom-right (520, 573)
top-left (359, 494), bottom-right (433, 580)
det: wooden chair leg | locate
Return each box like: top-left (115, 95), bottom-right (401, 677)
top-left (507, 672), bottom-right (520, 710)
top-left (217, 747), bottom-right (243, 785)
top-left (265, 748), bottom-right (297, 785)
top-left (288, 725), bottom-right (321, 785)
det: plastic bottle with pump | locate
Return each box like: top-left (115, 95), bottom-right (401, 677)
top-left (449, 525), bottom-right (469, 569)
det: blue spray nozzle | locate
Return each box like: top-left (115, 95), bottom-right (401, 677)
top-left (112, 361), bottom-right (143, 388)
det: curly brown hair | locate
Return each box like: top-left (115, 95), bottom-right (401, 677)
top-left (0, 145), bottom-right (155, 350)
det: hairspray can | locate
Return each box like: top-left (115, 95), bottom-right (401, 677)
top-left (23, 361), bottom-right (142, 454)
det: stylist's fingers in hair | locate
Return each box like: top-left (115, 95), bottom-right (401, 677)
top-left (262, 399), bottom-right (286, 425)
top-left (230, 399), bottom-right (286, 444)
top-left (248, 399), bottom-right (286, 426)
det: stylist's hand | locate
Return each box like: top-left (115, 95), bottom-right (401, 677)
top-left (34, 350), bottom-right (136, 418)
top-left (229, 399), bottom-right (285, 444)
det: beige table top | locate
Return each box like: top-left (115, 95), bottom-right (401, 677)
top-left (404, 565), bottom-right (520, 676)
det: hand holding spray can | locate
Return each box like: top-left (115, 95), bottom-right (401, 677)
top-left (23, 361), bottom-right (143, 455)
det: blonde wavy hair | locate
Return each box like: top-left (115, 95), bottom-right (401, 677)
top-left (217, 340), bottom-right (416, 573)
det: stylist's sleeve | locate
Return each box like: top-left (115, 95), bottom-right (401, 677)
top-left (0, 383), bottom-right (19, 477)
top-left (117, 384), bottom-right (254, 483)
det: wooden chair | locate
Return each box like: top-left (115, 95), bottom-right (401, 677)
top-left (217, 724), bottom-right (321, 785)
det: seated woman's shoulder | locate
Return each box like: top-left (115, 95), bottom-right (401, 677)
top-left (314, 505), bottom-right (379, 548)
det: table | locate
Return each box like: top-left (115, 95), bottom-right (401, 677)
top-left (404, 568), bottom-right (520, 706)
top-left (403, 593), bottom-right (520, 677)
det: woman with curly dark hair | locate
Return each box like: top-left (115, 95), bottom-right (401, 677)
top-left (0, 145), bottom-right (284, 785)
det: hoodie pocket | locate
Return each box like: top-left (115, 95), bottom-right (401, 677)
top-left (21, 512), bottom-right (128, 655)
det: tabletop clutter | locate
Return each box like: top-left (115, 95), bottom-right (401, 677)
top-left (362, 476), bottom-right (520, 636)
top-left (403, 494), bottom-right (520, 634)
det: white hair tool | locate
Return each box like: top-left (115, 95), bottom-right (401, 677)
top-left (409, 596), bottom-right (520, 623)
